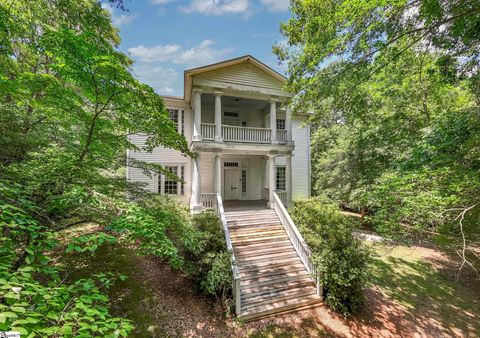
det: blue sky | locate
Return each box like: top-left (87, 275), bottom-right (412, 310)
top-left (104, 0), bottom-right (290, 97)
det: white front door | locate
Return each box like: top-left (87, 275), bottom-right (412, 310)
top-left (224, 169), bottom-right (241, 200)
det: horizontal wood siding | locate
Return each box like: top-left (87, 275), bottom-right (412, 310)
top-left (196, 63), bottom-right (285, 92)
top-left (291, 116), bottom-right (310, 199)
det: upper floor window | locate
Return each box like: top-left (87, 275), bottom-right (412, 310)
top-left (276, 166), bottom-right (286, 191)
top-left (276, 119), bottom-right (286, 130)
top-left (168, 109), bottom-right (184, 135)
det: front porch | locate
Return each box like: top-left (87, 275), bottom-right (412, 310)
top-left (191, 153), bottom-right (292, 212)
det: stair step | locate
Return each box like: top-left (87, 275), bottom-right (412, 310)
top-left (234, 244), bottom-right (295, 258)
top-left (228, 224), bottom-right (285, 233)
top-left (241, 271), bottom-right (310, 288)
top-left (243, 287), bottom-right (318, 310)
top-left (242, 284), bottom-right (317, 302)
top-left (232, 234), bottom-right (289, 246)
top-left (239, 294), bottom-right (322, 321)
top-left (239, 257), bottom-right (303, 272)
top-left (228, 219), bottom-right (281, 226)
top-left (234, 239), bottom-right (292, 251)
top-left (237, 251), bottom-right (298, 263)
top-left (241, 277), bottom-right (315, 297)
top-left (226, 213), bottom-right (278, 219)
top-left (239, 263), bottom-right (306, 278)
top-left (230, 229), bottom-right (286, 239)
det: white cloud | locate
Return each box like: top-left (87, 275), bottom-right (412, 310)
top-left (128, 44), bottom-right (181, 63)
top-left (260, 0), bottom-right (289, 12)
top-left (151, 0), bottom-right (173, 4)
top-left (132, 64), bottom-right (179, 95)
top-left (102, 4), bottom-right (138, 27)
top-left (128, 40), bottom-right (234, 68)
top-left (179, 0), bottom-right (250, 15)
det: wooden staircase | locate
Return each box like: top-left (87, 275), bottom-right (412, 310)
top-left (225, 207), bottom-right (322, 320)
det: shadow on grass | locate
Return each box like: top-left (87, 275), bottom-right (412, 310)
top-left (370, 255), bottom-right (480, 336)
top-left (61, 243), bottom-right (168, 337)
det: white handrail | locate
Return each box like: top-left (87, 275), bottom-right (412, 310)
top-left (273, 192), bottom-right (323, 297)
top-left (215, 193), bottom-right (242, 314)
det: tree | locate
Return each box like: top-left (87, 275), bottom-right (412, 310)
top-left (276, 0), bottom-right (480, 274)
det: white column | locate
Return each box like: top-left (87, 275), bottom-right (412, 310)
top-left (191, 152), bottom-right (202, 210)
top-left (268, 155), bottom-right (276, 208)
top-left (286, 154), bottom-right (292, 207)
top-left (270, 99), bottom-right (277, 144)
top-left (193, 89), bottom-right (202, 141)
top-left (214, 154), bottom-right (222, 194)
top-left (214, 91), bottom-right (223, 142)
top-left (286, 106), bottom-right (292, 143)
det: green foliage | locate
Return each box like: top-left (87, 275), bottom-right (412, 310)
top-left (277, 0), bottom-right (480, 246)
top-left (290, 197), bottom-right (371, 315)
top-left (109, 196), bottom-right (200, 269)
top-left (187, 212), bottom-right (232, 302)
top-left (0, 182), bottom-right (133, 337)
top-left (0, 0), bottom-right (195, 334)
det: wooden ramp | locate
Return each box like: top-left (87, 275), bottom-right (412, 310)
top-left (225, 207), bottom-right (322, 321)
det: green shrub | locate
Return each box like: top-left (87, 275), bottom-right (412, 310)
top-left (188, 212), bottom-right (232, 304)
top-left (290, 196), bottom-right (371, 315)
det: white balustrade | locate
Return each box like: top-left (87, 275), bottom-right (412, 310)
top-left (200, 123), bottom-right (215, 140)
top-left (273, 192), bottom-right (323, 298)
top-left (215, 194), bottom-right (242, 315)
top-left (222, 125), bottom-right (271, 143)
top-left (277, 129), bottom-right (287, 144)
top-left (200, 193), bottom-right (216, 210)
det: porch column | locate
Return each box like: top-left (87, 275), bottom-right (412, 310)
top-left (214, 91), bottom-right (223, 142)
top-left (286, 154), bottom-right (292, 207)
top-left (270, 98), bottom-right (277, 144)
top-left (214, 154), bottom-right (222, 195)
top-left (286, 105), bottom-right (292, 143)
top-left (191, 152), bottom-right (202, 210)
top-left (268, 154), bottom-right (276, 208)
top-left (193, 89), bottom-right (203, 141)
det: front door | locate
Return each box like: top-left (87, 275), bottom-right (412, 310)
top-left (224, 169), bottom-right (241, 200)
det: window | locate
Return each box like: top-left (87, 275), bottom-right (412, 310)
top-left (158, 165), bottom-right (185, 195)
top-left (241, 121), bottom-right (247, 127)
top-left (164, 166), bottom-right (178, 195)
top-left (276, 166), bottom-right (286, 191)
top-left (168, 109), bottom-right (184, 135)
top-left (224, 111), bottom-right (239, 118)
top-left (241, 170), bottom-right (247, 193)
top-left (224, 161), bottom-right (239, 167)
top-left (276, 118), bottom-right (286, 130)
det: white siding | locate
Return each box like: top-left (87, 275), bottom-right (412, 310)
top-left (127, 99), bottom-right (193, 203)
top-left (291, 116), bottom-right (310, 199)
top-left (196, 62), bottom-right (285, 92)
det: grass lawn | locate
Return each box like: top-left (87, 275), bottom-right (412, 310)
top-left (59, 228), bottom-right (480, 337)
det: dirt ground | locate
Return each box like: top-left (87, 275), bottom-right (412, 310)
top-left (97, 243), bottom-right (478, 338)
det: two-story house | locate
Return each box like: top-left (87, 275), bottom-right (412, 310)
top-left (127, 55), bottom-right (311, 210)
top-left (127, 56), bottom-right (322, 320)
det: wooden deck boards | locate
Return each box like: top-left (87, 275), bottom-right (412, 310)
top-left (225, 206), bottom-right (322, 320)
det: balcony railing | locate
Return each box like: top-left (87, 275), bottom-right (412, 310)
top-left (277, 129), bottom-right (287, 143)
top-left (198, 123), bottom-right (290, 144)
top-left (222, 125), bottom-right (271, 143)
top-left (201, 123), bottom-right (215, 141)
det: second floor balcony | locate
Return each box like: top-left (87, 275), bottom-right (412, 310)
top-left (191, 90), bottom-right (292, 146)
top-left (200, 123), bottom-right (288, 144)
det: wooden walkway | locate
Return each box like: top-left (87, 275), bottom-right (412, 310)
top-left (225, 206), bottom-right (322, 320)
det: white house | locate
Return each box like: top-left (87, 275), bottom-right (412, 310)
top-left (127, 55), bottom-right (321, 320)
top-left (127, 55), bottom-right (311, 210)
